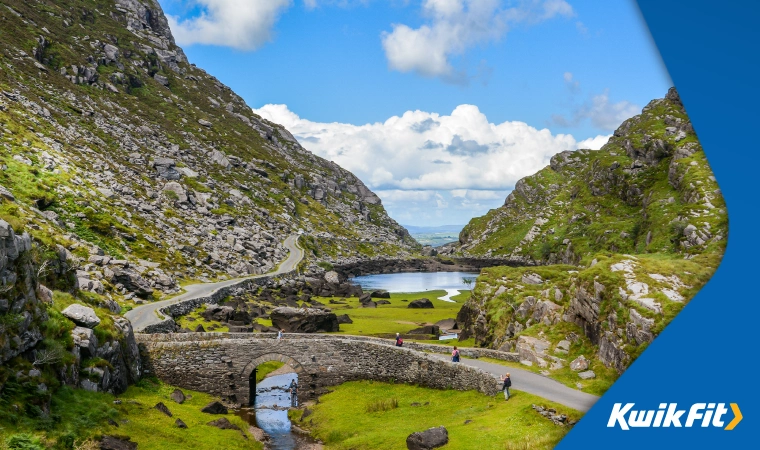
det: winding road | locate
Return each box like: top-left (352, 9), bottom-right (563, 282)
top-left (435, 355), bottom-right (598, 412)
top-left (125, 234), bottom-right (304, 332)
top-left (125, 234), bottom-right (597, 411)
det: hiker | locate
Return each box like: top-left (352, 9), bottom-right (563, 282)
top-left (500, 373), bottom-right (511, 400)
top-left (277, 329), bottom-right (284, 340)
top-left (395, 333), bottom-right (403, 347)
top-left (289, 379), bottom-right (298, 407)
top-left (451, 346), bottom-right (460, 362)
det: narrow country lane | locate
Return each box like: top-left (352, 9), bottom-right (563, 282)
top-left (124, 235), bottom-right (304, 332)
top-left (432, 354), bottom-right (599, 412)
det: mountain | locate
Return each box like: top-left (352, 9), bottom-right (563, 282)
top-left (452, 89), bottom-right (726, 375)
top-left (0, 0), bottom-right (417, 302)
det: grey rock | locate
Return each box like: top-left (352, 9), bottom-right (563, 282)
top-left (201, 401), bottom-right (228, 414)
top-left (198, 119), bottom-right (212, 128)
top-left (171, 389), bottom-right (186, 404)
top-left (578, 370), bottom-right (596, 380)
top-left (406, 426), bottom-right (449, 450)
top-left (154, 402), bottom-right (173, 417)
top-left (270, 307), bottom-right (339, 333)
top-left (72, 326), bottom-right (98, 357)
top-left (175, 418), bottom-right (188, 428)
top-left (62, 304), bottom-right (101, 328)
top-left (100, 436), bottom-right (137, 450)
top-left (570, 355), bottom-right (589, 371)
top-left (408, 298), bottom-right (434, 309)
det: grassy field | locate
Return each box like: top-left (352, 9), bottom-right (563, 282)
top-left (0, 379), bottom-right (259, 450)
top-left (294, 381), bottom-right (580, 450)
top-left (255, 361), bottom-right (285, 383)
top-left (319, 291), bottom-right (469, 338)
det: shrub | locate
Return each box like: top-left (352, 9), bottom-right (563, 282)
top-left (5, 433), bottom-right (44, 450)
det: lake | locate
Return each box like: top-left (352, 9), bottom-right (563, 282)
top-left (350, 271), bottom-right (479, 301)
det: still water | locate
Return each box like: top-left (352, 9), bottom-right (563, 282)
top-left (350, 271), bottom-right (479, 293)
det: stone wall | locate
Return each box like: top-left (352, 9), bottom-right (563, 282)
top-left (136, 333), bottom-right (500, 406)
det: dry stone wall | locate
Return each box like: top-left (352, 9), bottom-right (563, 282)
top-left (136, 333), bottom-right (500, 406)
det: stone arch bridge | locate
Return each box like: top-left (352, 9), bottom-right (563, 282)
top-left (136, 333), bottom-right (499, 406)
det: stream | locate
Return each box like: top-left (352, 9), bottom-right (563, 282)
top-left (235, 373), bottom-right (317, 450)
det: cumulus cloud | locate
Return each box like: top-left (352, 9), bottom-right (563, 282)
top-left (253, 102), bottom-right (610, 224)
top-left (381, 0), bottom-right (574, 83)
top-left (167, 0), bottom-right (293, 51)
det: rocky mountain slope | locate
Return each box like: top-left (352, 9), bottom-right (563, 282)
top-left (453, 89), bottom-right (726, 379)
top-left (0, 0), bottom-right (416, 304)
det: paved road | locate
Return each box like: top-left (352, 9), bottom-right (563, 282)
top-left (125, 235), bottom-right (304, 332)
top-left (431, 354), bottom-right (599, 412)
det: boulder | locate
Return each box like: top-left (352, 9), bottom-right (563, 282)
top-left (337, 314), bottom-right (353, 324)
top-left (201, 305), bottom-right (234, 322)
top-left (175, 418), bottom-right (188, 429)
top-left (370, 290), bottom-right (390, 298)
top-left (270, 307), bottom-right (339, 333)
top-left (152, 157), bottom-right (181, 180)
top-left (201, 401), bottom-right (228, 414)
top-left (360, 301), bottom-right (377, 308)
top-left (62, 304), bottom-right (101, 328)
top-left (521, 272), bottom-right (544, 285)
top-left (406, 426), bottom-right (449, 450)
top-left (109, 268), bottom-right (154, 298)
top-left (100, 436), bottom-right (137, 450)
top-left (154, 402), bottom-right (173, 417)
top-left (570, 355), bottom-right (589, 371)
top-left (0, 184), bottom-right (15, 201)
top-left (162, 181), bottom-right (188, 203)
top-left (72, 326), bottom-right (98, 357)
top-left (170, 389), bottom-right (186, 404)
top-left (408, 298), bottom-right (434, 309)
top-left (207, 417), bottom-right (240, 431)
top-left (324, 270), bottom-right (340, 284)
top-left (578, 370), bottom-right (596, 380)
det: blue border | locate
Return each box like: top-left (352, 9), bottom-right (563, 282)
top-left (557, 1), bottom-right (759, 447)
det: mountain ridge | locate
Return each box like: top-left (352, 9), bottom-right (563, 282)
top-left (0, 0), bottom-right (417, 304)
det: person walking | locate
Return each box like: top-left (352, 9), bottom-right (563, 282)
top-left (395, 333), bottom-right (403, 347)
top-left (451, 346), bottom-right (460, 362)
top-left (277, 329), bottom-right (284, 340)
top-left (289, 379), bottom-right (298, 407)
top-left (500, 373), bottom-right (511, 400)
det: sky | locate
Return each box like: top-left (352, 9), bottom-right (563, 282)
top-left (158, 0), bottom-right (672, 227)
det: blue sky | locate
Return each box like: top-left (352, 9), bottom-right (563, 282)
top-left (158, 0), bottom-right (671, 227)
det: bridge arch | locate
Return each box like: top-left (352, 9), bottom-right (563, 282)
top-left (241, 353), bottom-right (305, 406)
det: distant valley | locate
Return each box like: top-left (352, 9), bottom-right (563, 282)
top-left (404, 224), bottom-right (465, 247)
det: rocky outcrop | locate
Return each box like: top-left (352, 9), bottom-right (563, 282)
top-left (0, 220), bottom-right (45, 364)
top-left (0, 0), bottom-right (417, 301)
top-left (270, 307), bottom-right (339, 333)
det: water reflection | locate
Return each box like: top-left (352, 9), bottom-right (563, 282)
top-left (237, 372), bottom-right (299, 450)
top-left (351, 271), bottom-right (479, 293)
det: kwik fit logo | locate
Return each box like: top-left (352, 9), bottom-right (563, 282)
top-left (608, 403), bottom-right (742, 430)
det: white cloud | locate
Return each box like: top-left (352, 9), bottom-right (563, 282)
top-left (254, 103), bottom-right (607, 193)
top-left (576, 134), bottom-right (611, 150)
top-left (253, 103), bottom-right (617, 224)
top-left (167, 0), bottom-right (293, 51)
top-left (381, 0), bottom-right (574, 82)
